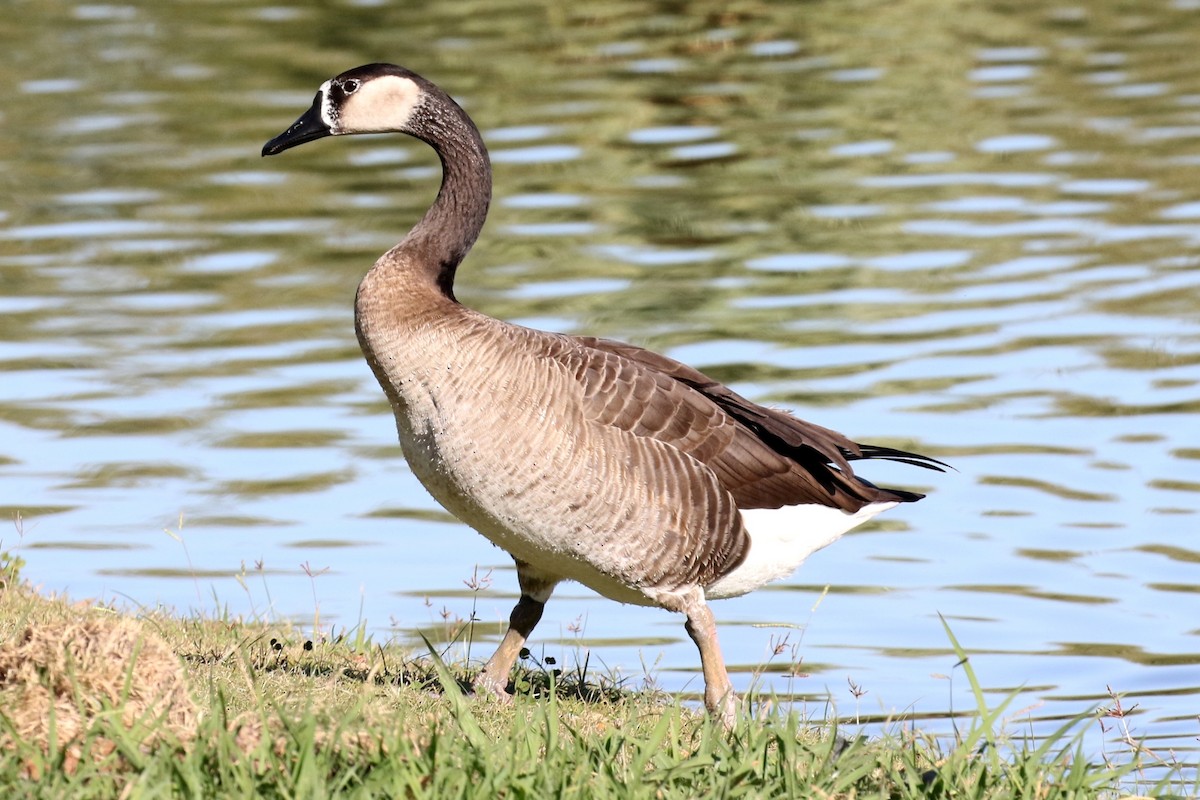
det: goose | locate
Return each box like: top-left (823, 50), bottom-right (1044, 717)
top-left (262, 63), bottom-right (946, 726)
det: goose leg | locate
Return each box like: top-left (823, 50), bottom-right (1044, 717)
top-left (474, 562), bottom-right (557, 700)
top-left (682, 595), bottom-right (737, 728)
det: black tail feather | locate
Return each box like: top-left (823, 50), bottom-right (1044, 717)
top-left (850, 444), bottom-right (952, 473)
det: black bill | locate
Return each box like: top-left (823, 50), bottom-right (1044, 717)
top-left (261, 92), bottom-right (332, 156)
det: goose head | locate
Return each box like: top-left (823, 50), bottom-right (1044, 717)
top-left (262, 64), bottom-right (426, 156)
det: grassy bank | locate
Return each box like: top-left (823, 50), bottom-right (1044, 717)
top-left (0, 553), bottom-right (1185, 798)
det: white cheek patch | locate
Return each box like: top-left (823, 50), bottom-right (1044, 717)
top-left (339, 75), bottom-right (422, 134)
top-left (318, 79), bottom-right (339, 132)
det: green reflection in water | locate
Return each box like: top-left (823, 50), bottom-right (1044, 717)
top-left (1149, 479), bottom-right (1200, 494)
top-left (61, 462), bottom-right (195, 489)
top-left (1136, 544), bottom-right (1200, 564)
top-left (396, 588), bottom-right (513, 600)
top-left (217, 381), bottom-right (359, 410)
top-left (69, 416), bottom-right (198, 437)
top-left (363, 508), bottom-right (459, 524)
top-left (1147, 583), bottom-right (1200, 596)
top-left (1016, 548), bottom-right (1084, 563)
top-left (945, 584), bottom-right (1116, 605)
top-left (187, 515), bottom-right (289, 528)
top-left (98, 567), bottom-right (246, 579)
top-left (0, 506), bottom-right (74, 518)
top-left (978, 475), bottom-right (1116, 502)
top-left (27, 541), bottom-right (142, 551)
top-left (1053, 642), bottom-right (1200, 668)
top-left (763, 583), bottom-right (892, 596)
top-left (215, 430), bottom-right (346, 448)
top-left (285, 539), bottom-right (375, 550)
top-left (210, 470), bottom-right (355, 497)
top-left (1055, 395), bottom-right (1200, 417)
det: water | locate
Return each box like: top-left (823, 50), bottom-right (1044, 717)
top-left (3, 0), bottom-right (1198, 775)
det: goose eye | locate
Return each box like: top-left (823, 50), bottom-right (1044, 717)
top-left (341, 79), bottom-right (361, 94)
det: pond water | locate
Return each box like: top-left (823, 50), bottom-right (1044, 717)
top-left (3, 0), bottom-right (1198, 777)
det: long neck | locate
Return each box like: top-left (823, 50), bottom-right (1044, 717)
top-left (387, 88), bottom-right (492, 300)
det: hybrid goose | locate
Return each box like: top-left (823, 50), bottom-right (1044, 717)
top-left (262, 63), bottom-right (945, 726)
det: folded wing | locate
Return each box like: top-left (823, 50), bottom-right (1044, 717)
top-left (557, 335), bottom-right (945, 513)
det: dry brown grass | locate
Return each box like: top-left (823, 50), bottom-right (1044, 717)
top-left (0, 593), bottom-right (197, 775)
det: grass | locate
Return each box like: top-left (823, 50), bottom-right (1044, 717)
top-left (0, 548), bottom-right (1192, 798)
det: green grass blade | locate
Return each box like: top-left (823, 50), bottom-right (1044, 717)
top-left (418, 631), bottom-right (489, 750)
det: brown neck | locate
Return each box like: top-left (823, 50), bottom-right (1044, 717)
top-left (382, 86), bottom-right (492, 301)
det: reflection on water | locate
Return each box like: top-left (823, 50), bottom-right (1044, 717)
top-left (2, 0), bottom-right (1198, 775)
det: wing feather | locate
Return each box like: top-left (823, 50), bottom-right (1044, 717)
top-left (559, 335), bottom-right (944, 512)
